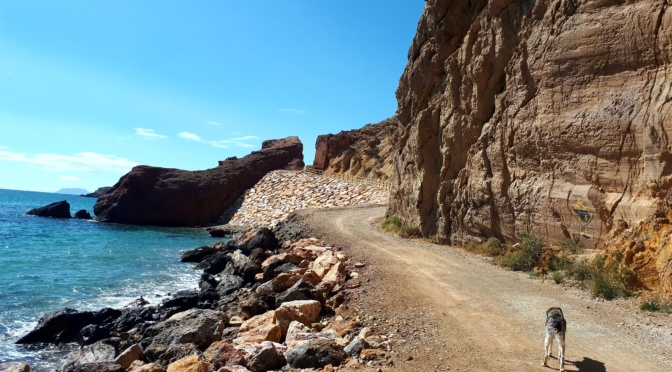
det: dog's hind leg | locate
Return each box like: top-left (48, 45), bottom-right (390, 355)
top-left (558, 335), bottom-right (565, 372)
top-left (542, 333), bottom-right (552, 367)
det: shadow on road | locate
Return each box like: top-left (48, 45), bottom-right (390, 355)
top-left (570, 357), bottom-right (606, 372)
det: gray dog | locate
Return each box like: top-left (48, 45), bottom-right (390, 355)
top-left (543, 307), bottom-right (567, 371)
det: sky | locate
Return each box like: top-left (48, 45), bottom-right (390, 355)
top-left (0, 1), bottom-right (425, 193)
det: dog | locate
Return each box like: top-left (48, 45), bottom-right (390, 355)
top-left (543, 307), bottom-right (567, 371)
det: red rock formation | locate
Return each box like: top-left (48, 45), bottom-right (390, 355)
top-left (94, 137), bottom-right (304, 226)
top-left (386, 0), bottom-right (672, 291)
top-left (313, 118), bottom-right (399, 180)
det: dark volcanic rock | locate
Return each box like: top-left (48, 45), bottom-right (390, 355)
top-left (180, 245), bottom-right (219, 263)
top-left (94, 136), bottom-right (304, 226)
top-left (81, 186), bottom-right (111, 198)
top-left (237, 227), bottom-right (279, 253)
top-left (284, 338), bottom-right (347, 368)
top-left (197, 251), bottom-right (231, 275)
top-left (27, 200), bottom-right (71, 218)
top-left (74, 209), bottom-right (93, 219)
top-left (16, 308), bottom-right (120, 344)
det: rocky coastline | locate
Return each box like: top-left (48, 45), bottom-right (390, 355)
top-left (8, 217), bottom-right (391, 372)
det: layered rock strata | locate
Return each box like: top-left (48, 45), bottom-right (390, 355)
top-left (94, 137), bottom-right (304, 227)
top-left (313, 118), bottom-right (399, 180)
top-left (386, 0), bottom-right (672, 291)
top-left (216, 170), bottom-right (388, 230)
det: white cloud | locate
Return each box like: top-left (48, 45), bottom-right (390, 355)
top-left (177, 131), bottom-right (259, 148)
top-left (205, 121), bottom-right (222, 126)
top-left (278, 108), bottom-right (308, 114)
top-left (59, 175), bottom-right (79, 181)
top-left (178, 131), bottom-right (202, 141)
top-left (135, 128), bottom-right (168, 139)
top-left (0, 149), bottom-right (138, 173)
top-left (0, 145), bottom-right (8, 149)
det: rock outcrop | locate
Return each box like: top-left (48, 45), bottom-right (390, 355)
top-left (313, 118), bottom-right (399, 180)
top-left (94, 137), bottom-right (304, 226)
top-left (82, 187), bottom-right (112, 198)
top-left (26, 200), bottom-right (71, 218)
top-left (386, 0), bottom-right (672, 291)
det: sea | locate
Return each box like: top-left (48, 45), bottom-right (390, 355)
top-left (0, 188), bottom-right (218, 370)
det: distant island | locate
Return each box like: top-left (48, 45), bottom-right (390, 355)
top-left (54, 188), bottom-right (89, 195)
top-left (81, 187), bottom-right (111, 198)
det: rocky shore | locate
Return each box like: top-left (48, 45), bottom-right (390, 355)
top-left (215, 170), bottom-right (388, 230)
top-left (8, 225), bottom-right (393, 372)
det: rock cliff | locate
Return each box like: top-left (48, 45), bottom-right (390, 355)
top-left (94, 137), bottom-right (304, 227)
top-left (313, 118), bottom-right (399, 180)
top-left (387, 0), bottom-right (672, 291)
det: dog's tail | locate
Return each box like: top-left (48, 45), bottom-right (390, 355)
top-left (550, 319), bottom-right (563, 333)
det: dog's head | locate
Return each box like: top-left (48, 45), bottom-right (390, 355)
top-left (546, 307), bottom-right (563, 318)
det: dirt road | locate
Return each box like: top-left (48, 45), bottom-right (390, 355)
top-left (295, 205), bottom-right (672, 372)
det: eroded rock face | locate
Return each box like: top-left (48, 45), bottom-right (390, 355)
top-left (94, 137), bottom-right (303, 226)
top-left (313, 119), bottom-right (399, 180)
top-left (387, 0), bottom-right (672, 291)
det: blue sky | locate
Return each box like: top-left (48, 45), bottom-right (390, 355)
top-left (0, 1), bottom-right (425, 193)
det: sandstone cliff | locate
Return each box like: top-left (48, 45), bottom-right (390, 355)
top-left (94, 137), bottom-right (304, 226)
top-left (313, 118), bottom-right (399, 180)
top-left (387, 0), bottom-right (672, 291)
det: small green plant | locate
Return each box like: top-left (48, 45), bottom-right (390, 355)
top-left (382, 215), bottom-right (421, 238)
top-left (495, 234), bottom-right (546, 272)
top-left (399, 225), bottom-right (421, 238)
top-left (552, 271), bottom-right (565, 284)
top-left (588, 255), bottom-right (632, 300)
top-left (548, 255), bottom-right (574, 272)
top-left (558, 238), bottom-right (583, 254)
top-left (640, 301), bottom-right (660, 312)
top-left (365, 145), bottom-right (380, 157)
top-left (567, 258), bottom-right (592, 283)
top-left (527, 270), bottom-right (540, 278)
top-left (640, 299), bottom-right (672, 313)
top-left (381, 215), bottom-right (402, 233)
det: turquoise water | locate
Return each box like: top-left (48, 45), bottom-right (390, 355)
top-left (0, 188), bottom-right (218, 369)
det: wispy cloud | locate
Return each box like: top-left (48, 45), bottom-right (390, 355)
top-left (278, 108), bottom-right (308, 114)
top-left (178, 132), bottom-right (202, 141)
top-left (177, 131), bottom-right (260, 148)
top-left (0, 149), bottom-right (138, 173)
top-left (59, 175), bottom-right (79, 181)
top-left (205, 121), bottom-right (222, 126)
top-left (135, 128), bottom-right (168, 139)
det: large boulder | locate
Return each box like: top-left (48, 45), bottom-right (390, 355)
top-left (27, 200), bottom-right (71, 218)
top-left (16, 307), bottom-right (120, 344)
top-left (94, 137), bottom-right (304, 226)
top-left (144, 309), bottom-right (227, 350)
top-left (284, 338), bottom-right (347, 369)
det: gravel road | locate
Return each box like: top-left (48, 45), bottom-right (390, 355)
top-left (292, 205), bottom-right (672, 372)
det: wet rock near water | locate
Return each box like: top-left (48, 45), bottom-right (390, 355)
top-left (74, 209), bottom-right (93, 219)
top-left (26, 200), bottom-right (72, 218)
top-left (17, 225), bottom-right (392, 371)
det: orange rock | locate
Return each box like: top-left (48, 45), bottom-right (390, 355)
top-left (166, 355), bottom-right (210, 372)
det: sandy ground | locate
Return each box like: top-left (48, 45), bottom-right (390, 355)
top-left (292, 205), bottom-right (672, 372)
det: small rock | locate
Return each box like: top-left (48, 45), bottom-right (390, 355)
top-left (115, 344), bottom-right (144, 369)
top-left (166, 355), bottom-right (210, 372)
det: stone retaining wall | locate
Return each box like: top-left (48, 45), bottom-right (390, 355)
top-left (219, 170), bottom-right (388, 229)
